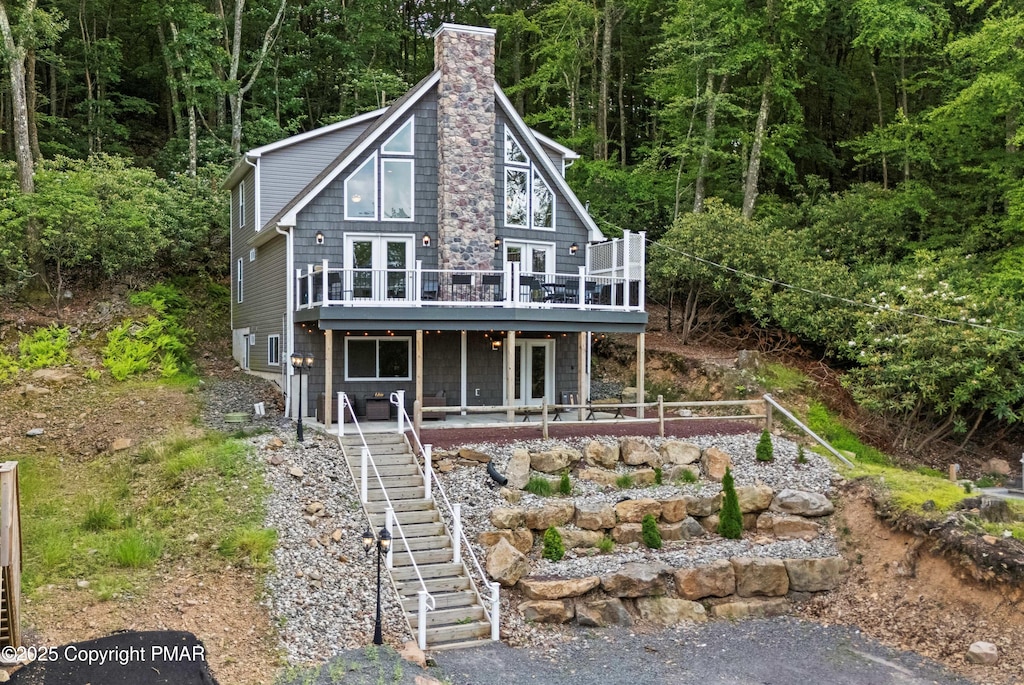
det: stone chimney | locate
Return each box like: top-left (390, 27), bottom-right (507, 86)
top-left (432, 24), bottom-right (496, 271)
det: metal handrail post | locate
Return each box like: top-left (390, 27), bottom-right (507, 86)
top-left (490, 582), bottom-right (500, 641)
top-left (452, 503), bottom-right (462, 565)
top-left (418, 590), bottom-right (428, 650)
top-left (361, 446), bottom-right (369, 503)
top-left (385, 507), bottom-right (394, 569)
top-left (424, 444), bottom-right (432, 501)
top-left (396, 390), bottom-right (405, 435)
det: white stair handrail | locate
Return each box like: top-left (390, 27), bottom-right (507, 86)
top-left (338, 392), bottom-right (436, 648)
top-left (391, 392), bottom-right (499, 641)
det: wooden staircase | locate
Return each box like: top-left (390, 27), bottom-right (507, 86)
top-left (340, 432), bottom-right (492, 650)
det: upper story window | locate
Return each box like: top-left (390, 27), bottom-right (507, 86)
top-left (236, 258), bottom-right (244, 303)
top-left (504, 128), bottom-right (554, 231)
top-left (345, 118), bottom-right (415, 222)
top-left (238, 179), bottom-right (246, 227)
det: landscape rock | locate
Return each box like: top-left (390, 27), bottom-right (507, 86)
top-left (701, 447), bottom-right (731, 481)
top-left (981, 459), bottom-right (1011, 477)
top-left (518, 576), bottom-right (600, 600)
top-left (758, 513), bottom-right (821, 541)
top-left (611, 523), bottom-right (643, 545)
top-left (632, 468), bottom-right (658, 485)
top-left (400, 641), bottom-right (426, 668)
top-left (478, 528), bottom-right (533, 554)
top-left (736, 484), bottom-right (775, 513)
top-left (458, 448), bottom-right (491, 463)
top-left (600, 561), bottom-right (671, 597)
top-left (575, 598), bottom-right (631, 627)
top-left (710, 598), bottom-right (791, 620)
top-left (518, 599), bottom-right (574, 623)
top-left (525, 501), bottom-right (575, 530)
top-left (979, 497), bottom-right (1014, 523)
top-left (574, 502), bottom-right (616, 530)
top-left (267, 437), bottom-right (285, 450)
top-left (687, 493), bottom-right (722, 517)
top-left (577, 467), bottom-right (619, 487)
top-left (26, 428), bottom-right (44, 437)
top-left (732, 557), bottom-right (789, 597)
top-left (304, 502), bottom-right (325, 515)
top-left (288, 466), bottom-right (304, 478)
top-left (506, 449), bottom-right (531, 489)
top-left (659, 497), bottom-right (690, 523)
top-left (663, 464), bottom-right (700, 482)
top-left (486, 538), bottom-right (530, 587)
top-left (784, 557), bottom-right (848, 592)
top-left (556, 527), bottom-right (603, 549)
top-left (678, 516), bottom-right (706, 539)
top-left (530, 448), bottom-right (578, 473)
top-left (965, 641), bottom-right (999, 665)
top-left (615, 498), bottom-right (662, 523)
top-left (20, 384), bottom-right (50, 398)
top-left (499, 488), bottom-right (522, 504)
top-left (620, 437), bottom-right (661, 467)
top-left (584, 441), bottom-right (619, 469)
top-left (31, 368), bottom-right (75, 383)
top-left (635, 597), bottom-right (707, 625)
top-left (770, 489), bottom-right (834, 517)
top-left (675, 559), bottom-right (736, 600)
top-left (490, 507), bottom-right (526, 530)
top-left (700, 514), bottom-right (720, 534)
top-left (658, 522), bottom-right (683, 541)
top-left (659, 440), bottom-right (701, 465)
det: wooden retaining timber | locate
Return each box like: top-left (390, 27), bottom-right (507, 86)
top-left (0, 462), bottom-right (22, 648)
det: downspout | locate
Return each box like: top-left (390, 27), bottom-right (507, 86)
top-left (276, 222), bottom-right (294, 418)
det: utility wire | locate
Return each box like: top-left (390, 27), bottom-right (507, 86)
top-left (591, 215), bottom-right (1024, 337)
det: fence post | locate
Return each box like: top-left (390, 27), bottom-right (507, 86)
top-left (452, 503), bottom-right (462, 565)
top-left (360, 447), bottom-right (369, 504)
top-left (490, 582), bottom-right (500, 641)
top-left (541, 400), bottom-right (549, 440)
top-left (423, 444), bottom-right (433, 501)
top-left (658, 395), bottom-right (665, 437)
top-left (765, 398), bottom-right (773, 432)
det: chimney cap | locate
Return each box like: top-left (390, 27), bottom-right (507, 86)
top-left (431, 23), bottom-right (496, 40)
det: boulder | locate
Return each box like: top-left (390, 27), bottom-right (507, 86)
top-left (575, 598), bottom-right (632, 627)
top-left (525, 501), bottom-right (576, 530)
top-left (615, 498), bottom-right (662, 523)
top-left (659, 440), bottom-right (701, 465)
top-left (490, 507), bottom-right (526, 530)
top-left (632, 468), bottom-right (658, 485)
top-left (701, 447), bottom-right (732, 481)
top-left (611, 523), bottom-right (643, 545)
top-left (743, 513), bottom-right (759, 531)
top-left (758, 513), bottom-right (821, 541)
top-left (687, 493), bottom-right (722, 517)
top-left (500, 488), bottom-right (522, 504)
top-left (981, 459), bottom-right (1012, 477)
top-left (736, 484), bottom-right (775, 513)
top-left (506, 449), bottom-right (531, 490)
top-left (399, 641), bottom-right (426, 668)
top-left (478, 529), bottom-right (533, 554)
top-left (531, 448), bottom-right (580, 474)
top-left (31, 368), bottom-right (75, 383)
top-left (486, 538), bottom-right (530, 587)
top-left (518, 600), bottom-right (574, 623)
top-left (578, 468), bottom-right (619, 487)
top-left (664, 464), bottom-right (701, 482)
top-left (658, 522), bottom-right (683, 541)
top-left (557, 527), bottom-right (603, 549)
top-left (675, 559), bottom-right (735, 600)
top-left (519, 576), bottom-right (601, 600)
top-left (660, 497), bottom-right (690, 523)
top-left (679, 517), bottom-right (706, 539)
top-left (979, 497), bottom-right (1014, 523)
top-left (575, 502), bottom-right (616, 530)
top-left (458, 448), bottom-right (490, 463)
top-left (784, 557), bottom-right (848, 592)
top-left (700, 514), bottom-right (720, 534)
top-left (636, 597), bottom-right (707, 625)
top-left (266, 437), bottom-right (285, 450)
top-left (584, 441), bottom-right (619, 469)
top-left (20, 384), bottom-right (50, 398)
top-left (732, 557), bottom-right (789, 597)
top-left (965, 641), bottom-right (999, 665)
top-left (620, 437), bottom-right (661, 467)
top-left (770, 489), bottom-right (834, 517)
top-left (710, 598), bottom-right (791, 620)
top-left (600, 562), bottom-right (671, 598)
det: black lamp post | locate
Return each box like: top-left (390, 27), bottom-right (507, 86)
top-left (290, 352), bottom-right (314, 441)
top-left (361, 525), bottom-right (392, 645)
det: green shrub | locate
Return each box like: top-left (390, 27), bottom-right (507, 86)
top-left (717, 467), bottom-right (743, 539)
top-left (19, 325), bottom-right (70, 368)
top-left (796, 446), bottom-right (808, 464)
top-left (542, 527), bottom-right (564, 561)
top-left (0, 352), bottom-right (18, 384)
top-left (806, 402), bottom-right (891, 466)
top-left (654, 466), bottom-right (663, 485)
top-left (976, 474), bottom-right (1001, 488)
top-left (103, 313), bottom-right (193, 381)
top-left (558, 472), bottom-right (572, 496)
top-left (641, 514), bottom-right (662, 549)
top-left (110, 530), bottom-right (163, 568)
top-left (675, 468), bottom-right (699, 484)
top-left (615, 473), bottom-right (634, 489)
top-left (524, 476), bottom-right (553, 497)
top-left (597, 536), bottom-right (614, 553)
top-left (756, 429), bottom-right (774, 462)
top-left (82, 500), bottom-right (119, 532)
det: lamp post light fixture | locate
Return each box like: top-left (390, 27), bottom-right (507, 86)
top-left (361, 526), bottom-right (393, 645)
top-left (290, 352), bottom-right (314, 441)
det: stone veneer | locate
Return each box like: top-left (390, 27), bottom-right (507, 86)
top-left (433, 24), bottom-right (496, 271)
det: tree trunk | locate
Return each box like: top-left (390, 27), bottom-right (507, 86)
top-left (695, 73), bottom-right (726, 213)
top-left (869, 62), bottom-right (888, 189)
top-left (741, 68), bottom-right (771, 220)
top-left (680, 282), bottom-right (700, 344)
top-left (596, 0), bottom-right (614, 160)
top-left (0, 0), bottom-right (34, 194)
top-left (157, 24), bottom-right (182, 137)
top-left (227, 0), bottom-right (287, 157)
top-left (899, 50), bottom-right (909, 182)
top-left (26, 47), bottom-right (40, 161)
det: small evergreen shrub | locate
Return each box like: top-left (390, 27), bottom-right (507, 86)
top-left (654, 466), bottom-right (663, 485)
top-left (542, 527), bottom-right (564, 561)
top-left (597, 536), bottom-right (614, 553)
top-left (641, 514), bottom-right (662, 549)
top-left (558, 471), bottom-right (572, 495)
top-left (796, 446), bottom-right (808, 464)
top-left (717, 467), bottom-right (743, 539)
top-left (524, 475), bottom-right (553, 497)
top-left (615, 473), bottom-right (634, 489)
top-left (756, 429), bottom-right (774, 462)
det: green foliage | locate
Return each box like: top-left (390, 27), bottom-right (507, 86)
top-left (975, 474), bottom-right (1000, 489)
top-left (755, 363), bottom-right (808, 392)
top-left (615, 473), bottom-right (634, 489)
top-left (84, 368), bottom-right (101, 382)
top-left (717, 467), bottom-right (743, 539)
top-left (218, 527), bottom-right (278, 568)
top-left (806, 402), bottom-right (891, 466)
top-left (82, 501), bottom-right (120, 532)
top-left (542, 527), bottom-right (564, 562)
top-left (850, 462), bottom-right (969, 513)
top-left (675, 469), bottom-right (699, 484)
top-left (796, 446), bottom-right (808, 465)
top-left (110, 530), bottom-right (163, 568)
top-left (597, 536), bottom-right (614, 553)
top-left (0, 352), bottom-right (19, 385)
top-left (756, 430), bottom-right (775, 462)
top-left (558, 472), bottom-right (572, 496)
top-left (654, 467), bottom-right (663, 485)
top-left (102, 296), bottom-right (194, 381)
top-left (18, 325), bottom-right (71, 368)
top-left (641, 514), bottom-right (662, 549)
top-left (524, 476), bottom-right (553, 497)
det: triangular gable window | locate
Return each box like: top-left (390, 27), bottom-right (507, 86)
top-left (503, 125), bottom-right (554, 230)
top-left (382, 119), bottom-right (414, 155)
top-left (505, 130), bottom-right (527, 165)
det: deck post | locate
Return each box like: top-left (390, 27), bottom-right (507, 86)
top-left (396, 389), bottom-right (405, 435)
top-left (415, 329), bottom-right (424, 424)
top-left (542, 400), bottom-right (549, 440)
top-left (337, 392), bottom-right (346, 438)
top-left (578, 332), bottom-right (587, 421)
top-left (452, 503), bottom-right (462, 565)
top-left (636, 332), bottom-right (646, 419)
top-left (324, 330), bottom-right (333, 429)
top-left (505, 330), bottom-right (516, 423)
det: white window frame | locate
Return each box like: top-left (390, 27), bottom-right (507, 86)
top-left (249, 247), bottom-right (256, 262)
top-left (504, 240), bottom-right (556, 277)
top-left (239, 179), bottom-right (246, 228)
top-left (382, 118), bottom-right (415, 155)
top-left (344, 155), bottom-right (378, 221)
top-left (503, 126), bottom-right (556, 232)
top-left (344, 336), bottom-right (413, 381)
top-left (236, 258), bottom-right (243, 303)
top-left (381, 158), bottom-right (414, 221)
top-left (504, 168), bottom-right (529, 229)
top-left (267, 334), bottom-right (280, 366)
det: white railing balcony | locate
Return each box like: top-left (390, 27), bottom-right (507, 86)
top-left (295, 260), bottom-right (643, 313)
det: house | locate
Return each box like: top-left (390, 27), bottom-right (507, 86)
top-left (223, 23), bottom-right (647, 427)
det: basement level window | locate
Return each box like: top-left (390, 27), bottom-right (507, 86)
top-left (345, 336), bottom-right (411, 381)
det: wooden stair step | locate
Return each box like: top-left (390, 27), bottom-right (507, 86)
top-left (365, 475), bottom-right (423, 489)
top-left (340, 433), bottom-right (406, 446)
top-left (392, 535), bottom-right (451, 552)
top-left (391, 522), bottom-right (445, 538)
top-left (401, 590), bottom-right (476, 612)
top-left (366, 486), bottom-right (425, 501)
top-left (395, 576), bottom-right (470, 595)
top-left (365, 463), bottom-right (420, 477)
top-left (424, 621), bottom-right (491, 645)
top-left (428, 638), bottom-right (494, 652)
top-left (344, 443), bottom-right (412, 456)
top-left (365, 500), bottom-right (434, 514)
top-left (369, 509), bottom-right (438, 526)
top-left (392, 548), bottom-right (452, 567)
top-left (390, 562), bottom-right (464, 582)
top-left (348, 453), bottom-right (417, 466)
top-left (407, 605), bottom-right (485, 628)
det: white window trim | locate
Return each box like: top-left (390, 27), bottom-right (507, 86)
top-left (504, 168), bottom-right (529, 229)
top-left (382, 118), bottom-right (415, 156)
top-left (381, 158), bottom-right (415, 222)
top-left (531, 169), bottom-right (555, 231)
top-left (236, 258), bottom-right (243, 303)
top-left (505, 129), bottom-right (528, 166)
top-left (503, 125), bottom-right (556, 232)
top-left (267, 334), bottom-right (280, 366)
top-left (239, 179), bottom-right (246, 228)
top-left (249, 247), bottom-right (256, 262)
top-left (344, 336), bottom-right (413, 381)
top-left (344, 154), bottom-right (378, 221)
top-left (504, 239), bottom-right (556, 277)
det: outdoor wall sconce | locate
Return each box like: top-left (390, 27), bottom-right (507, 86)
top-left (315, 231), bottom-right (325, 245)
top-left (422, 233), bottom-right (431, 247)
top-left (494, 237), bottom-right (502, 249)
top-left (491, 340), bottom-right (502, 351)
top-left (569, 242), bottom-right (579, 255)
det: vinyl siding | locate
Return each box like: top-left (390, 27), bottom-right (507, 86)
top-left (232, 232), bottom-right (287, 373)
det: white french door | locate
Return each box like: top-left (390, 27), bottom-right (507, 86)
top-left (504, 240), bottom-right (554, 278)
top-left (345, 234), bottom-right (414, 301)
top-left (509, 339), bottom-right (554, 406)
